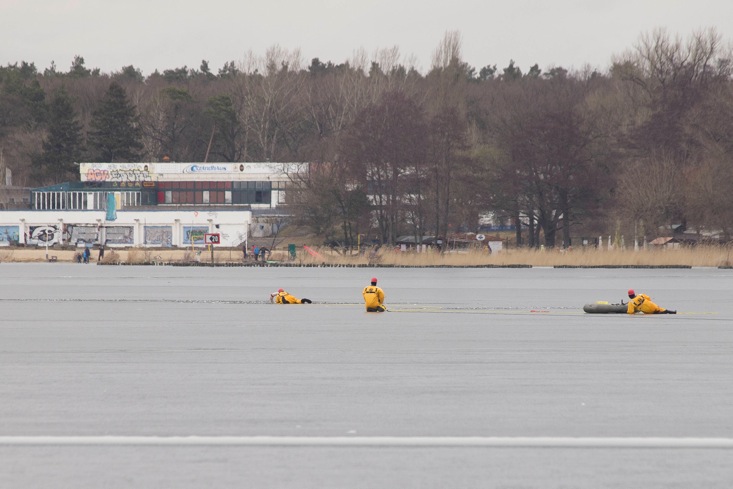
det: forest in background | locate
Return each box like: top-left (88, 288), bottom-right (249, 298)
top-left (1, 29), bottom-right (733, 248)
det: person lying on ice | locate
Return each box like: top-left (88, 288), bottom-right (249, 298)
top-left (625, 289), bottom-right (676, 314)
top-left (271, 288), bottom-right (312, 304)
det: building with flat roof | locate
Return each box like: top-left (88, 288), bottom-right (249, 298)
top-left (32, 162), bottom-right (307, 210)
top-left (0, 162), bottom-right (308, 249)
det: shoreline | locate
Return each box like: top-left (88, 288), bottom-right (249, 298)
top-left (2, 246), bottom-right (732, 268)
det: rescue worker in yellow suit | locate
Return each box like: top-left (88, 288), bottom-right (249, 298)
top-left (363, 277), bottom-right (387, 312)
top-left (271, 288), bottom-right (312, 304)
top-left (626, 289), bottom-right (676, 314)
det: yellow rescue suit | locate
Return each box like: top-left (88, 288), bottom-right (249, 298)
top-left (627, 293), bottom-right (666, 314)
top-left (276, 291), bottom-right (303, 304)
top-left (362, 285), bottom-right (386, 312)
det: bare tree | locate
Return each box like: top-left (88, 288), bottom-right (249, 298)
top-left (615, 153), bottom-right (682, 235)
top-left (612, 28), bottom-right (733, 237)
top-left (340, 91), bottom-right (428, 244)
top-left (679, 78), bottom-right (733, 239)
top-left (141, 87), bottom-right (204, 161)
top-left (613, 28), bottom-right (732, 157)
top-left (489, 74), bottom-right (610, 247)
top-left (428, 107), bottom-right (469, 241)
top-left (233, 46), bottom-right (308, 161)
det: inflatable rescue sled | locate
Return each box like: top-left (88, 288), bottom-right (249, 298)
top-left (583, 301), bottom-right (627, 314)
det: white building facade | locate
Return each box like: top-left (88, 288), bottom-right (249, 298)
top-left (0, 209), bottom-right (250, 248)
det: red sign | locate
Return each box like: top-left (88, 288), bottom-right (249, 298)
top-left (204, 233), bottom-right (220, 245)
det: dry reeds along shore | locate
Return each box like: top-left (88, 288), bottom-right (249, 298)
top-left (2, 245), bottom-right (732, 267)
top-left (317, 245), bottom-right (733, 267)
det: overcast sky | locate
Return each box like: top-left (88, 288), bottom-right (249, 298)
top-left (2, 0), bottom-right (732, 76)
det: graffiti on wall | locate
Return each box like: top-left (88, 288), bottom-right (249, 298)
top-left (183, 226), bottom-right (208, 245)
top-left (67, 225), bottom-right (99, 246)
top-left (22, 224), bottom-right (134, 246)
top-left (144, 226), bottom-right (173, 247)
top-left (27, 225), bottom-right (65, 246)
top-left (85, 167), bottom-right (152, 183)
top-left (26, 224), bottom-right (94, 247)
top-left (105, 226), bottom-right (134, 245)
top-left (0, 225), bottom-right (20, 245)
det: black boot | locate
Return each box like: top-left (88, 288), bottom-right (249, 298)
top-left (665, 310), bottom-right (677, 314)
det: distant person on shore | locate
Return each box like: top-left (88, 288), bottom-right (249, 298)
top-left (271, 288), bottom-right (312, 304)
top-left (625, 289), bottom-right (676, 314)
top-left (242, 243), bottom-right (248, 262)
top-left (254, 246), bottom-right (260, 261)
top-left (82, 246), bottom-right (91, 264)
top-left (363, 277), bottom-right (387, 312)
top-left (98, 245), bottom-right (105, 262)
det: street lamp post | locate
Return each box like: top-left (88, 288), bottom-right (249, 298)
top-left (44, 229), bottom-right (50, 261)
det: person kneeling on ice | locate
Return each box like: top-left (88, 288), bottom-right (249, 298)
top-left (625, 289), bottom-right (676, 314)
top-left (271, 288), bottom-right (312, 304)
top-left (363, 277), bottom-right (387, 312)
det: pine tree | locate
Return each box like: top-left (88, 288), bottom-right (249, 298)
top-left (32, 86), bottom-right (84, 184)
top-left (88, 81), bottom-right (144, 161)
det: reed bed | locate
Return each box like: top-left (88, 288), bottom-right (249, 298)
top-left (295, 245), bottom-right (733, 268)
top-left (2, 245), bottom-right (732, 267)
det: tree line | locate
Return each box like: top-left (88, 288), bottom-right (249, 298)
top-left (1, 29), bottom-right (732, 247)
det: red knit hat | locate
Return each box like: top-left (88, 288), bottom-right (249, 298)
top-left (371, 277), bottom-right (377, 284)
top-left (627, 289), bottom-right (635, 297)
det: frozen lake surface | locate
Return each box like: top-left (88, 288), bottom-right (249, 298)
top-left (1, 264), bottom-right (732, 488)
